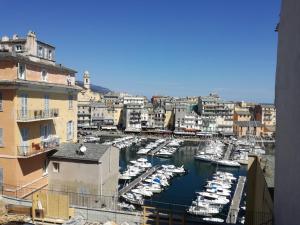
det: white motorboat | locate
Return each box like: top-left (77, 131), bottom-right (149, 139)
top-left (194, 154), bottom-right (218, 162)
top-left (117, 202), bottom-right (135, 211)
top-left (202, 217), bottom-right (224, 223)
top-left (197, 192), bottom-right (221, 199)
top-left (196, 196), bottom-right (229, 205)
top-left (206, 181), bottom-right (231, 189)
top-left (212, 160), bottom-right (241, 167)
top-left (187, 205), bottom-right (219, 216)
top-left (206, 188), bottom-right (231, 197)
top-left (137, 148), bottom-right (151, 155)
top-left (132, 188), bottom-right (153, 197)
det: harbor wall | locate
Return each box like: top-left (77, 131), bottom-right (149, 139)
top-left (246, 156), bottom-right (273, 225)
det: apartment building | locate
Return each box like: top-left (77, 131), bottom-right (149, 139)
top-left (174, 103), bottom-right (202, 131)
top-left (122, 104), bottom-right (143, 132)
top-left (77, 102), bottom-right (91, 129)
top-left (254, 104), bottom-right (276, 137)
top-left (0, 31), bottom-right (80, 196)
top-left (198, 94), bottom-right (234, 134)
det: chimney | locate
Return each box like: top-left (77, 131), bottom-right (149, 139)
top-left (12, 34), bottom-right (18, 40)
top-left (25, 30), bottom-right (37, 56)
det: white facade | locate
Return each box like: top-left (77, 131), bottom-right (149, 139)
top-left (123, 96), bottom-right (145, 106)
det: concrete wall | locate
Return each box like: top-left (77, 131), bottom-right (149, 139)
top-left (275, 1), bottom-right (300, 225)
top-left (246, 156), bottom-right (273, 225)
top-left (99, 146), bottom-right (119, 196)
top-left (49, 146), bottom-right (119, 198)
top-left (48, 160), bottom-right (101, 195)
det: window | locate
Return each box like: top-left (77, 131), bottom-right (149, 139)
top-left (41, 69), bottom-right (47, 81)
top-left (0, 128), bottom-right (3, 146)
top-left (66, 121), bottom-right (73, 141)
top-left (38, 46), bottom-right (44, 57)
top-left (18, 63), bottom-right (26, 80)
top-left (44, 95), bottom-right (49, 113)
top-left (68, 95), bottom-right (73, 109)
top-left (53, 162), bottom-right (60, 173)
top-left (0, 93), bottom-right (2, 111)
top-left (40, 124), bottom-right (51, 140)
top-left (15, 45), bottom-right (23, 52)
top-left (20, 93), bottom-right (28, 118)
top-left (49, 50), bottom-right (53, 60)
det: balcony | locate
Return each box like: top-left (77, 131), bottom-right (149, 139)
top-left (17, 108), bottom-right (59, 122)
top-left (17, 136), bottom-right (60, 158)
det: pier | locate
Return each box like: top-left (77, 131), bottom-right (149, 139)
top-left (226, 176), bottom-right (247, 224)
top-left (119, 165), bottom-right (160, 196)
top-left (223, 144), bottom-right (233, 160)
top-left (148, 140), bottom-right (170, 156)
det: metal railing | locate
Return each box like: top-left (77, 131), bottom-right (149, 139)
top-left (17, 136), bottom-right (60, 157)
top-left (17, 108), bottom-right (59, 122)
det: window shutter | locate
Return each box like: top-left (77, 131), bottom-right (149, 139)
top-left (0, 128), bottom-right (3, 145)
top-left (0, 93), bottom-right (2, 111)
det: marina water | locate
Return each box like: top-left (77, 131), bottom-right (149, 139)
top-left (119, 139), bottom-right (248, 215)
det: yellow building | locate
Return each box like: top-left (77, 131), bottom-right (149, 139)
top-left (0, 31), bottom-right (80, 197)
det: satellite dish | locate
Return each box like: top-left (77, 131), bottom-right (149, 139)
top-left (79, 145), bottom-right (87, 154)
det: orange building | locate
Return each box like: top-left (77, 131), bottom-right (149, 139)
top-left (0, 31), bottom-right (81, 197)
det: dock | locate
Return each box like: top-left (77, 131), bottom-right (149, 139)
top-left (223, 144), bottom-right (233, 160)
top-left (119, 165), bottom-right (160, 196)
top-left (226, 176), bottom-right (247, 224)
top-left (148, 140), bottom-right (170, 156)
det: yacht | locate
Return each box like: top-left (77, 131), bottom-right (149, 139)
top-left (132, 187), bottom-right (153, 197)
top-left (202, 217), bottom-right (224, 223)
top-left (212, 159), bottom-right (241, 167)
top-left (187, 205), bottom-right (219, 216)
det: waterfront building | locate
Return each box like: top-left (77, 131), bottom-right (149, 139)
top-left (254, 103), bottom-right (276, 137)
top-left (77, 101), bottom-right (92, 129)
top-left (198, 94), bottom-right (234, 134)
top-left (164, 102), bottom-right (175, 130)
top-left (141, 103), bottom-right (151, 129)
top-left (122, 103), bottom-right (143, 132)
top-left (174, 103), bottom-right (202, 131)
top-left (154, 106), bottom-right (166, 130)
top-left (233, 121), bottom-right (263, 137)
top-left (48, 143), bottom-right (119, 203)
top-left (91, 102), bottom-right (113, 129)
top-left (0, 31), bottom-right (80, 196)
top-left (233, 110), bottom-right (252, 122)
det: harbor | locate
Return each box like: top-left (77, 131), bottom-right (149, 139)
top-left (115, 136), bottom-right (251, 222)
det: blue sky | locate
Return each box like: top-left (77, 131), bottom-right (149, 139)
top-left (1, 0), bottom-right (280, 102)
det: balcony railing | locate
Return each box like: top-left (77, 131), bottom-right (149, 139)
top-left (17, 136), bottom-right (60, 157)
top-left (17, 108), bottom-right (59, 122)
